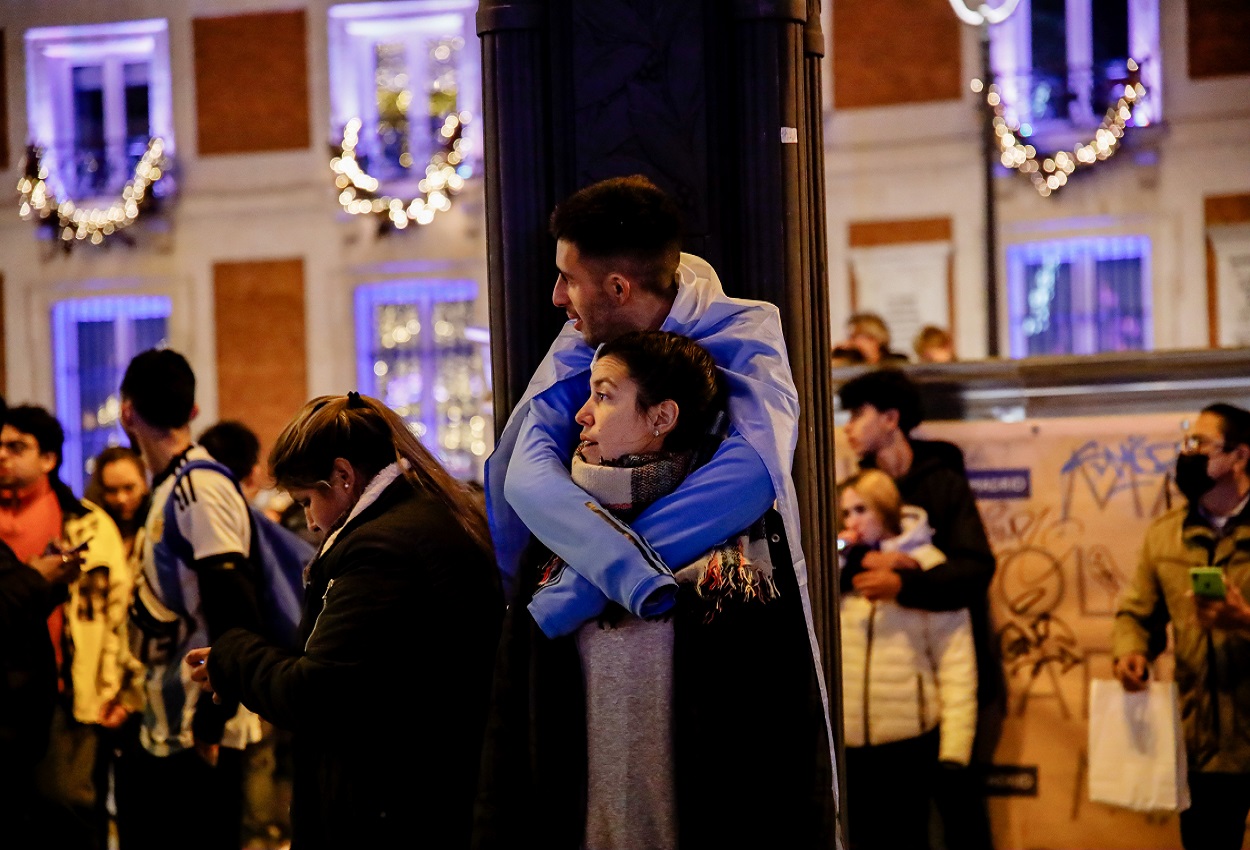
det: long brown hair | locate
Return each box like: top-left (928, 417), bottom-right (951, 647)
top-left (269, 393), bottom-right (493, 555)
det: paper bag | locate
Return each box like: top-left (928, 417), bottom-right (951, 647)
top-left (1088, 678), bottom-right (1190, 813)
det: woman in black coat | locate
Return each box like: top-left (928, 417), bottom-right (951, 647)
top-left (187, 392), bottom-right (501, 850)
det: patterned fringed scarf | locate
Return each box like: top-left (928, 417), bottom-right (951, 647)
top-left (537, 448), bottom-right (779, 621)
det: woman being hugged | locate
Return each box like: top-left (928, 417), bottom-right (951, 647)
top-left (477, 331), bottom-right (833, 850)
top-left (187, 392), bottom-right (502, 850)
top-left (838, 469), bottom-right (977, 850)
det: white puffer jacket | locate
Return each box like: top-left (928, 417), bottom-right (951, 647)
top-left (840, 505), bottom-right (978, 764)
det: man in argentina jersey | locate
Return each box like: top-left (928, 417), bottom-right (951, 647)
top-left (119, 349), bottom-right (263, 850)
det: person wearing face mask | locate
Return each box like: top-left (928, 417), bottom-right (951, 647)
top-left (186, 392), bottom-right (502, 850)
top-left (1114, 402), bottom-right (1250, 850)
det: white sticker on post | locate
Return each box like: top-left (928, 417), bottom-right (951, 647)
top-left (780, 127), bottom-right (798, 144)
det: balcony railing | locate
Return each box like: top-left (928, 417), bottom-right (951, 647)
top-left (41, 136), bottom-right (159, 200)
top-left (995, 57), bottom-right (1155, 131)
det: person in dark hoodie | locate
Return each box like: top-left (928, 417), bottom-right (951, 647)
top-left (837, 367), bottom-right (1001, 850)
top-left (0, 396), bottom-right (89, 848)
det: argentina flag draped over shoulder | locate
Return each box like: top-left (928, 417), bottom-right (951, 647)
top-left (483, 254), bottom-right (837, 812)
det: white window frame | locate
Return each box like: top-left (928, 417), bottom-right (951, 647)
top-left (51, 295), bottom-right (172, 495)
top-left (327, 0), bottom-right (481, 187)
top-left (989, 0), bottom-right (1161, 131)
top-left (353, 278), bottom-right (492, 482)
top-left (24, 19), bottom-right (173, 201)
top-left (1006, 234), bottom-right (1153, 358)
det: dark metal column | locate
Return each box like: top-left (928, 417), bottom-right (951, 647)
top-left (477, 0), bottom-right (565, 417)
top-left (801, 4), bottom-right (847, 845)
top-left (979, 23), bottom-right (1002, 357)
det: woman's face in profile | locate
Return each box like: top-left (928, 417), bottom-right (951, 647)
top-left (287, 480), bottom-right (353, 537)
top-left (575, 355), bottom-right (666, 464)
top-left (839, 488), bottom-right (885, 546)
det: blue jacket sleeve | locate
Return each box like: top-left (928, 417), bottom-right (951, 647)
top-left (504, 382), bottom-right (676, 617)
top-left (630, 427), bottom-right (775, 567)
top-left (505, 377), bottom-right (776, 624)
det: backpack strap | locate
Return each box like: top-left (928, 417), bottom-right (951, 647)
top-left (161, 457), bottom-right (254, 565)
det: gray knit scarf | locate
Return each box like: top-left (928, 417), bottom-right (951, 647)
top-left (536, 449), bottom-right (779, 621)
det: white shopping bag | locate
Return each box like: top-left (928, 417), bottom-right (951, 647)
top-left (1088, 678), bottom-right (1190, 813)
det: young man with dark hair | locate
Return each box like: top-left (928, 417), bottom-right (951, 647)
top-left (480, 175), bottom-right (837, 848)
top-left (1115, 402), bottom-right (1250, 850)
top-left (198, 420), bottom-right (263, 499)
top-left (0, 405), bottom-right (135, 850)
top-left (836, 366), bottom-right (999, 850)
top-left (120, 349), bottom-right (262, 850)
top-left (0, 396), bottom-right (92, 849)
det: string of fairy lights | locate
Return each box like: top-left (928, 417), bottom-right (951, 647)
top-left (16, 139), bottom-right (168, 246)
top-left (330, 113), bottom-right (468, 230)
top-left (976, 59), bottom-right (1148, 197)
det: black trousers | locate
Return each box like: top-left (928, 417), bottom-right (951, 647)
top-left (1180, 771), bottom-right (1250, 850)
top-left (124, 745), bottom-right (244, 850)
top-left (845, 729), bottom-right (939, 850)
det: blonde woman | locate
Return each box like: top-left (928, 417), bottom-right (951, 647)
top-left (839, 469), bottom-right (977, 850)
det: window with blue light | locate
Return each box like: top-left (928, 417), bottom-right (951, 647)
top-left (52, 295), bottom-right (171, 495)
top-left (25, 20), bottom-right (174, 201)
top-left (327, 1), bottom-right (480, 187)
top-left (990, 0), bottom-right (1160, 131)
top-left (354, 279), bottom-right (492, 481)
top-left (1007, 235), bottom-right (1151, 358)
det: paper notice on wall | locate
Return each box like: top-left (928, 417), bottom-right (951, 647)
top-left (916, 412), bottom-right (1192, 850)
top-left (848, 242), bottom-right (950, 356)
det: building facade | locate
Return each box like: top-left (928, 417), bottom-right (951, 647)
top-left (824, 0), bottom-right (1250, 363)
top-left (0, 0), bottom-right (493, 493)
top-left (1, 0), bottom-right (1248, 491)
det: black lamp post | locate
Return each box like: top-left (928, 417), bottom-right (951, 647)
top-left (949, 0), bottom-right (1021, 358)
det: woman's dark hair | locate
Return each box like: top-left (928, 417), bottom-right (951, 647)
top-left (269, 393), bottom-right (492, 555)
top-left (596, 331), bottom-right (725, 454)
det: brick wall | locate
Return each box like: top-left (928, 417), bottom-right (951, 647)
top-left (832, 0), bottom-right (963, 109)
top-left (212, 258), bottom-right (308, 456)
top-left (0, 33), bottom-right (8, 169)
top-left (1188, 0), bottom-right (1250, 79)
top-left (193, 10), bottom-right (311, 155)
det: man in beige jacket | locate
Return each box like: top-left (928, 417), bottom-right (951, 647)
top-left (0, 405), bottom-right (139, 850)
top-left (1114, 402), bottom-right (1250, 850)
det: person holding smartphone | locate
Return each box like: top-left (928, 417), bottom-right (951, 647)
top-left (1113, 402), bottom-right (1250, 850)
top-left (0, 405), bottom-right (135, 850)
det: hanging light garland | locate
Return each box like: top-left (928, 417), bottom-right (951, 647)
top-left (329, 114), bottom-right (468, 231)
top-left (975, 59), bottom-right (1148, 198)
top-left (16, 139), bottom-right (169, 246)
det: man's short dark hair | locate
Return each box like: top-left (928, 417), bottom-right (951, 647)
top-left (5, 405), bottom-right (65, 471)
top-left (199, 420), bottom-right (261, 482)
top-left (837, 368), bottom-right (923, 435)
top-left (549, 174), bottom-right (682, 294)
top-left (120, 349), bottom-right (196, 430)
top-left (1204, 403), bottom-right (1250, 454)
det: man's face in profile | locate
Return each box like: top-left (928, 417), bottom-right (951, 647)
top-left (844, 403), bottom-right (896, 458)
top-left (552, 240), bottom-right (632, 347)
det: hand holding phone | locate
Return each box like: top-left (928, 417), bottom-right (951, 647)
top-left (1191, 567), bottom-right (1227, 600)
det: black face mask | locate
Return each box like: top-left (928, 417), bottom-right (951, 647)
top-left (1175, 452), bottom-right (1217, 503)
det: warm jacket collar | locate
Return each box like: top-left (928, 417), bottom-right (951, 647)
top-left (318, 463), bottom-right (406, 558)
